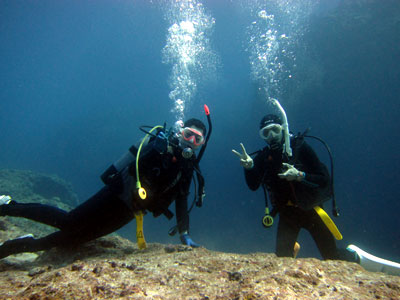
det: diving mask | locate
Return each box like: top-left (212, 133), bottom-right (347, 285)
top-left (180, 127), bottom-right (205, 147)
top-left (259, 124), bottom-right (283, 145)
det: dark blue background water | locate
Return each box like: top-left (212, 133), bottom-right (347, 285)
top-left (1, 0), bottom-right (399, 261)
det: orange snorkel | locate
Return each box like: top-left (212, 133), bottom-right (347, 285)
top-left (196, 104), bottom-right (212, 163)
top-left (204, 104), bottom-right (210, 116)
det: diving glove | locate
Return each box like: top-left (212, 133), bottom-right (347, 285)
top-left (180, 233), bottom-right (200, 248)
top-left (153, 131), bottom-right (168, 153)
top-left (0, 195), bottom-right (12, 206)
top-left (232, 143), bottom-right (254, 169)
top-left (278, 163), bottom-right (305, 181)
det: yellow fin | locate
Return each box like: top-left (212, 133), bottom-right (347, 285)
top-left (314, 206), bottom-right (343, 240)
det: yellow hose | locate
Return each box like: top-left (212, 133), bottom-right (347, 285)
top-left (135, 125), bottom-right (163, 200)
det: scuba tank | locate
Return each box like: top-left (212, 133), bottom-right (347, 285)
top-left (100, 145), bottom-right (138, 192)
top-left (100, 125), bottom-right (165, 194)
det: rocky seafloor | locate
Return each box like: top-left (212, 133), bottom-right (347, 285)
top-left (0, 169), bottom-right (399, 299)
top-left (0, 235), bottom-right (399, 300)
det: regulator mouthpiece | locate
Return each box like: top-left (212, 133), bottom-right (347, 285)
top-left (182, 147), bottom-right (193, 159)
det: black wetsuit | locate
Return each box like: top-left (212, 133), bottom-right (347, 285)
top-left (0, 140), bottom-right (196, 259)
top-left (245, 137), bottom-right (354, 261)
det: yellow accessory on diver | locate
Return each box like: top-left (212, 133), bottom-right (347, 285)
top-left (314, 206), bottom-right (342, 240)
top-left (135, 125), bottom-right (164, 200)
top-left (133, 125), bottom-right (164, 250)
top-left (134, 211), bottom-right (147, 249)
top-left (262, 207), bottom-right (274, 228)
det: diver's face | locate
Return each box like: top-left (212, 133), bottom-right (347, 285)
top-left (259, 124), bottom-right (283, 146)
top-left (179, 125), bottom-right (205, 150)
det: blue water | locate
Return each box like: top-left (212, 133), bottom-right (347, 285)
top-left (1, 0), bottom-right (399, 261)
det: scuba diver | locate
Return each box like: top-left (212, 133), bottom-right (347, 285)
top-left (232, 99), bottom-right (400, 276)
top-left (0, 107), bottom-right (212, 259)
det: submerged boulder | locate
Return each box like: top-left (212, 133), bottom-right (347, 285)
top-left (0, 169), bottom-right (78, 207)
top-left (0, 169), bottom-right (78, 242)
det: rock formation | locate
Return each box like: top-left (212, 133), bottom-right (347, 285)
top-left (0, 235), bottom-right (399, 299)
top-left (0, 169), bottom-right (78, 242)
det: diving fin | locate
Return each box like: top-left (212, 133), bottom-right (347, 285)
top-left (347, 244), bottom-right (400, 276)
top-left (314, 206), bottom-right (342, 240)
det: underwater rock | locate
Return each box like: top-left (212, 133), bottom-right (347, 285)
top-left (0, 169), bottom-right (78, 206)
top-left (0, 235), bottom-right (399, 300)
top-left (0, 169), bottom-right (399, 298)
top-left (0, 169), bottom-right (78, 241)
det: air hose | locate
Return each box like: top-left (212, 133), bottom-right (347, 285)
top-left (135, 125), bottom-right (164, 200)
